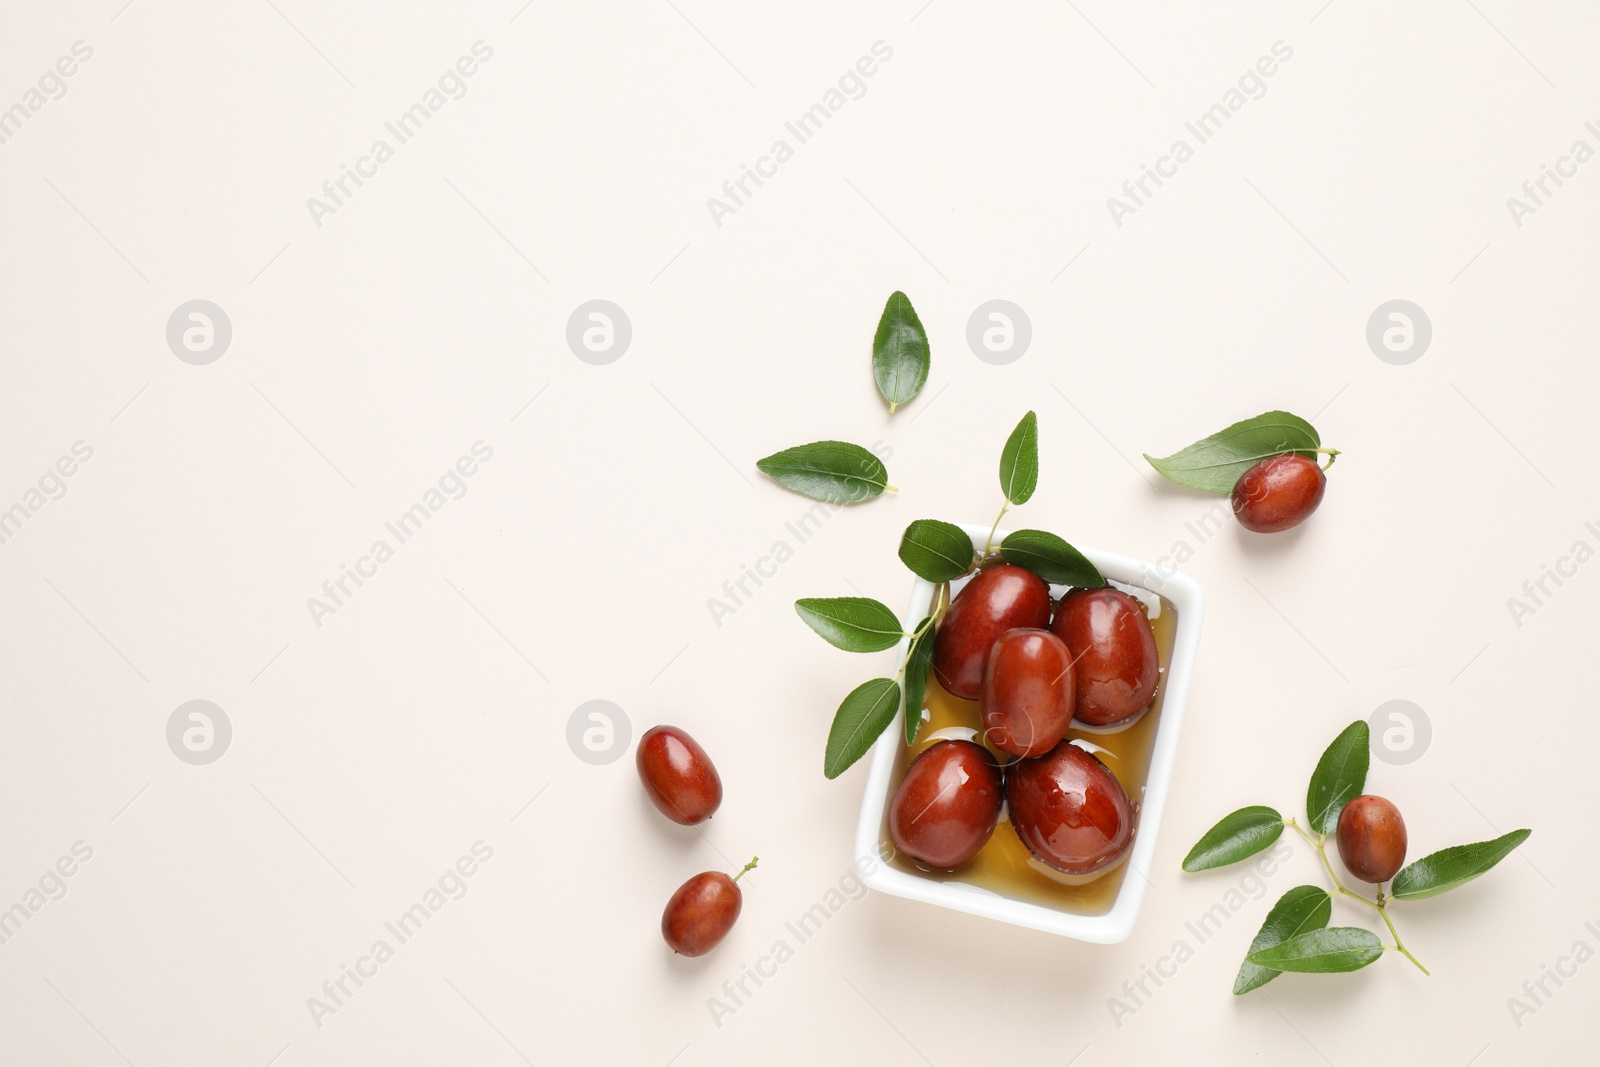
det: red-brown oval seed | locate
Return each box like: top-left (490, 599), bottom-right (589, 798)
top-left (637, 726), bottom-right (722, 825)
top-left (1006, 741), bottom-right (1136, 876)
top-left (889, 740), bottom-right (1003, 868)
top-left (662, 871), bottom-right (742, 956)
top-left (932, 565), bottom-right (1051, 700)
top-left (1050, 587), bottom-right (1159, 728)
top-left (979, 629), bottom-right (1075, 758)
top-left (1336, 795), bottom-right (1407, 884)
top-left (1231, 454), bottom-right (1326, 533)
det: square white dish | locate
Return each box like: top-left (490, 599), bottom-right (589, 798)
top-left (853, 524), bottom-right (1204, 944)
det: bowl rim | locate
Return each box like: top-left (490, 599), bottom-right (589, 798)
top-left (852, 523), bottom-right (1205, 944)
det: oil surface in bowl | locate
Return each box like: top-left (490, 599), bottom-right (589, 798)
top-left (885, 585), bottom-right (1176, 916)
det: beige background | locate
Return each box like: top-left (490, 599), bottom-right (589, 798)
top-left (1, 0), bottom-right (1595, 1064)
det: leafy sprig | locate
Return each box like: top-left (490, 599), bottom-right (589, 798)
top-left (1183, 720), bottom-right (1531, 992)
top-left (1144, 410), bottom-right (1339, 494)
top-left (798, 409), bottom-right (1104, 778)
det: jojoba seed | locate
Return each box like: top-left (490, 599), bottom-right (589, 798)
top-left (662, 858), bottom-right (757, 956)
top-left (1050, 587), bottom-right (1159, 728)
top-left (1006, 741), bottom-right (1135, 876)
top-left (1336, 795), bottom-right (1407, 884)
top-left (1231, 453), bottom-right (1326, 533)
top-left (889, 740), bottom-right (1003, 868)
top-left (637, 725), bottom-right (722, 825)
top-left (979, 629), bottom-right (1076, 758)
top-left (932, 564), bottom-right (1051, 700)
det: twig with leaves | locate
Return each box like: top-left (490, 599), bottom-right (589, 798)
top-left (1183, 720), bottom-right (1531, 994)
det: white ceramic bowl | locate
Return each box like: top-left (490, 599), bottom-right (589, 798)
top-left (853, 524), bottom-right (1204, 944)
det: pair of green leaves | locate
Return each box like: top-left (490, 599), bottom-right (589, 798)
top-left (1183, 719), bottom-right (1532, 991)
top-left (988, 413), bottom-right (1104, 584)
top-left (1180, 721), bottom-right (1374, 873)
top-left (754, 294), bottom-right (931, 503)
top-left (896, 520), bottom-right (1104, 588)
top-left (1144, 410), bottom-right (1322, 494)
top-left (1238, 896), bottom-right (1382, 987)
top-left (893, 411), bottom-right (1101, 587)
top-left (794, 598), bottom-right (936, 777)
top-left (1235, 885), bottom-right (1335, 992)
top-left (1180, 796), bottom-right (1379, 990)
top-left (754, 402), bottom-right (1038, 513)
top-left (893, 413), bottom-right (1101, 590)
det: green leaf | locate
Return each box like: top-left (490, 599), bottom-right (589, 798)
top-left (794, 598), bottom-right (904, 653)
top-left (1306, 721), bottom-right (1369, 834)
top-left (1390, 829), bottom-right (1532, 900)
top-left (1234, 886), bottom-right (1332, 995)
top-left (999, 529), bottom-right (1105, 588)
top-left (872, 291), bottom-right (930, 414)
top-left (1182, 806), bottom-right (1285, 872)
top-left (1245, 927), bottom-right (1384, 974)
top-left (898, 520), bottom-right (975, 583)
top-left (756, 441), bottom-right (893, 504)
top-left (824, 678), bottom-right (901, 779)
top-left (1144, 411), bottom-right (1321, 495)
top-left (902, 618), bottom-right (935, 745)
top-left (999, 411), bottom-right (1040, 505)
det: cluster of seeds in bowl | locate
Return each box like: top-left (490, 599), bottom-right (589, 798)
top-left (888, 562), bottom-right (1160, 877)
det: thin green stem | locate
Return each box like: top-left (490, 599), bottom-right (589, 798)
top-left (894, 616), bottom-right (937, 684)
top-left (732, 856), bottom-right (759, 883)
top-left (1376, 885), bottom-right (1429, 975)
top-left (1317, 448), bottom-right (1341, 471)
top-left (1285, 818), bottom-right (1381, 912)
top-left (1286, 818), bottom-right (1428, 975)
top-left (983, 502), bottom-right (1009, 555)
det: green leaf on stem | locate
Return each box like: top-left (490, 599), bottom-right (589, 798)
top-left (902, 618), bottom-right (935, 745)
top-left (998, 411), bottom-right (1039, 505)
top-left (1390, 829), bottom-right (1532, 900)
top-left (872, 291), bottom-right (930, 414)
top-left (1306, 720), bottom-right (1369, 834)
top-left (1234, 885), bottom-right (1332, 994)
top-left (1182, 806), bottom-right (1285, 872)
top-left (1144, 411), bottom-right (1321, 495)
top-left (999, 529), bottom-right (1105, 588)
top-left (824, 678), bottom-right (901, 779)
top-left (898, 520), bottom-right (975, 583)
top-left (756, 441), bottom-right (892, 504)
top-left (794, 598), bottom-right (904, 653)
top-left (1245, 927), bottom-right (1384, 974)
